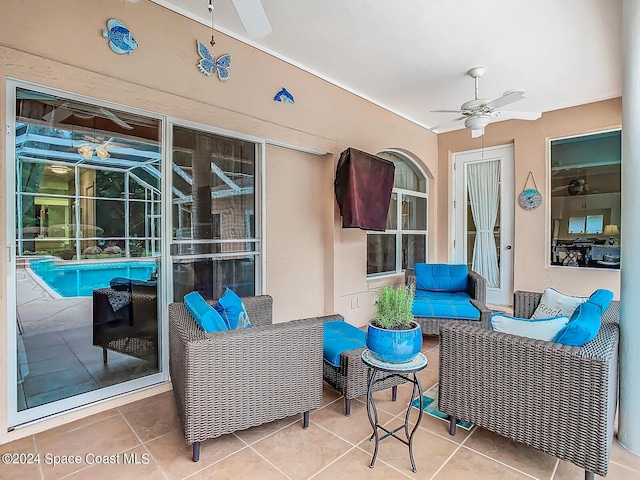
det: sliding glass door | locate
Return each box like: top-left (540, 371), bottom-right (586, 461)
top-left (8, 83), bottom-right (165, 426)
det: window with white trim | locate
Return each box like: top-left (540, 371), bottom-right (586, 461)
top-left (366, 151), bottom-right (428, 276)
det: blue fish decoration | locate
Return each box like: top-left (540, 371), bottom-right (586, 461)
top-left (274, 88), bottom-right (295, 104)
top-left (102, 19), bottom-right (138, 55)
top-left (197, 40), bottom-right (231, 81)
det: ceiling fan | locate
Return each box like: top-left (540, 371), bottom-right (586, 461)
top-left (43, 101), bottom-right (134, 130)
top-left (431, 67), bottom-right (542, 138)
top-left (552, 178), bottom-right (590, 195)
top-left (209, 0), bottom-right (272, 39)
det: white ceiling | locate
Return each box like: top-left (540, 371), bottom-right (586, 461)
top-left (150, 0), bottom-right (622, 133)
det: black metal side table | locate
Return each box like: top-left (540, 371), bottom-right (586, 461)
top-left (361, 349), bottom-right (428, 473)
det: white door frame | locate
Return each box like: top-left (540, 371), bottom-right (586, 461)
top-left (452, 144), bottom-right (515, 306)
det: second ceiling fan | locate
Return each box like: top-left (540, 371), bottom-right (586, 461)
top-left (432, 67), bottom-right (542, 137)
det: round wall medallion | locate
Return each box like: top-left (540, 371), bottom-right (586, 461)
top-left (518, 188), bottom-right (542, 210)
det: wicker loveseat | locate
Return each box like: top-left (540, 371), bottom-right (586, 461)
top-left (438, 290), bottom-right (620, 480)
top-left (168, 295), bottom-right (342, 462)
top-left (405, 264), bottom-right (491, 334)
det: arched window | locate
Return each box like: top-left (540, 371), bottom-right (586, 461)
top-left (367, 150), bottom-right (428, 277)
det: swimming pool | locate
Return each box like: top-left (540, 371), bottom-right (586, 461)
top-left (29, 259), bottom-right (157, 297)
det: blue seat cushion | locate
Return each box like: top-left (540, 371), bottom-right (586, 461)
top-left (214, 288), bottom-right (251, 329)
top-left (553, 289), bottom-right (614, 346)
top-left (414, 263), bottom-right (469, 292)
top-left (412, 298), bottom-right (480, 320)
top-left (414, 290), bottom-right (472, 301)
top-left (184, 291), bottom-right (228, 333)
top-left (323, 321), bottom-right (366, 367)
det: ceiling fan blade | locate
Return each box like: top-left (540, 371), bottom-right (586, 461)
top-left (496, 111), bottom-right (542, 121)
top-left (431, 109), bottom-right (463, 114)
top-left (471, 128), bottom-right (485, 138)
top-left (43, 107), bottom-right (73, 124)
top-left (98, 108), bottom-right (134, 130)
top-left (231, 0), bottom-right (272, 38)
top-left (484, 90), bottom-right (526, 110)
top-left (429, 116), bottom-right (466, 133)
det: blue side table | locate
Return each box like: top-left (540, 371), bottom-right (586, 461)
top-left (361, 349), bottom-right (428, 473)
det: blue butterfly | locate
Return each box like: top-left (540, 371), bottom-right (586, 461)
top-left (196, 40), bottom-right (231, 81)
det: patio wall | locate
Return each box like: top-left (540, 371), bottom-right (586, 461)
top-left (437, 98), bottom-right (622, 298)
top-left (0, 0), bottom-right (437, 442)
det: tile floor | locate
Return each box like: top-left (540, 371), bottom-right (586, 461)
top-left (2, 337), bottom-right (639, 480)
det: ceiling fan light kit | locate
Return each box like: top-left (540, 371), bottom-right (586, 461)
top-left (431, 66), bottom-right (541, 137)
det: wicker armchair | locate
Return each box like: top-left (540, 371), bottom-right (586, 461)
top-left (169, 295), bottom-right (342, 462)
top-left (438, 290), bottom-right (620, 480)
top-left (405, 267), bottom-right (491, 334)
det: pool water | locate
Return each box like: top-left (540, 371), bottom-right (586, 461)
top-left (29, 259), bottom-right (157, 297)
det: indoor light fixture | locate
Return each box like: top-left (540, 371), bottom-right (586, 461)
top-left (77, 145), bottom-right (93, 159)
top-left (95, 146), bottom-right (110, 159)
top-left (50, 164), bottom-right (70, 175)
top-left (465, 115), bottom-right (491, 131)
top-left (603, 224), bottom-right (620, 245)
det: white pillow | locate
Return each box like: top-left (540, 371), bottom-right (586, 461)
top-left (490, 313), bottom-right (569, 341)
top-left (530, 288), bottom-right (586, 319)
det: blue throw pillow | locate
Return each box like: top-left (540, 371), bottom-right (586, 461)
top-left (552, 289), bottom-right (614, 346)
top-left (414, 263), bottom-right (469, 292)
top-left (184, 291), bottom-right (228, 333)
top-left (490, 313), bottom-right (569, 341)
top-left (215, 288), bottom-right (251, 330)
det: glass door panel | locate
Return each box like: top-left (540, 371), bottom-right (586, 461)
top-left (171, 126), bottom-right (259, 301)
top-left (10, 86), bottom-right (163, 425)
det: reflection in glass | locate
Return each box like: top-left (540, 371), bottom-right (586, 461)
top-left (367, 234), bottom-right (396, 275)
top-left (13, 87), bottom-right (162, 416)
top-left (171, 126), bottom-right (258, 298)
top-left (402, 195), bottom-right (427, 230)
top-left (402, 234), bottom-right (426, 270)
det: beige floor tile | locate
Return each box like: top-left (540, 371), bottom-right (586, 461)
top-left (252, 421), bottom-right (351, 480)
top-left (64, 445), bottom-right (165, 480)
top-left (554, 459), bottom-right (640, 480)
top-left (421, 335), bottom-right (440, 351)
top-left (611, 437), bottom-right (640, 472)
top-left (233, 415), bottom-right (300, 445)
top-left (423, 347), bottom-right (440, 372)
top-left (33, 409), bottom-right (120, 443)
top-left (464, 427), bottom-right (557, 479)
top-left (312, 447), bottom-right (412, 479)
top-left (120, 392), bottom-right (181, 442)
top-left (144, 428), bottom-right (245, 480)
top-left (188, 447), bottom-right (289, 480)
top-left (117, 390), bottom-right (174, 413)
top-left (311, 396), bottom-right (394, 445)
top-left (434, 446), bottom-right (531, 480)
top-left (358, 419), bottom-right (458, 477)
top-left (321, 383), bottom-right (343, 406)
top-left (35, 414), bottom-right (140, 479)
top-left (0, 435), bottom-right (41, 480)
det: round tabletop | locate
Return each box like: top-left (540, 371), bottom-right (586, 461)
top-left (361, 349), bottom-right (428, 373)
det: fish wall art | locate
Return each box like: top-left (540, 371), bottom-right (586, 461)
top-left (274, 88), bottom-right (295, 104)
top-left (196, 40), bottom-right (231, 81)
top-left (102, 19), bottom-right (138, 55)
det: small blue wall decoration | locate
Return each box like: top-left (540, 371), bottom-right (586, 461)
top-left (274, 88), bottom-right (295, 104)
top-left (102, 19), bottom-right (138, 54)
top-left (196, 40), bottom-right (231, 81)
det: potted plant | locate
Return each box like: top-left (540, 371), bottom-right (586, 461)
top-left (83, 245), bottom-right (102, 259)
top-left (366, 284), bottom-right (422, 363)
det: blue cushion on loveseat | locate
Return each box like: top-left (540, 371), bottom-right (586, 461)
top-left (414, 263), bottom-right (469, 292)
top-left (414, 290), bottom-right (472, 302)
top-left (412, 298), bottom-right (480, 320)
top-left (184, 291), bottom-right (228, 332)
top-left (552, 289), bottom-right (613, 346)
top-left (323, 321), bottom-right (366, 367)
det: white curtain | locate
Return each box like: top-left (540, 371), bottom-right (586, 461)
top-left (467, 160), bottom-right (500, 288)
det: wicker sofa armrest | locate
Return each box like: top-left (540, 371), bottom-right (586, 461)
top-left (513, 290), bottom-right (543, 318)
top-left (466, 270), bottom-right (486, 304)
top-left (438, 308), bottom-right (620, 477)
top-left (169, 300), bottom-right (328, 446)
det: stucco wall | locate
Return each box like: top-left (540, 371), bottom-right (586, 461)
top-left (436, 98), bottom-right (622, 299)
top-left (0, 0), bottom-right (437, 442)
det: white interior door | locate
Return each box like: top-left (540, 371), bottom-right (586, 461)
top-left (453, 144), bottom-right (514, 306)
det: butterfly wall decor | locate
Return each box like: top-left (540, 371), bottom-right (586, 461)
top-left (196, 40), bottom-right (231, 81)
